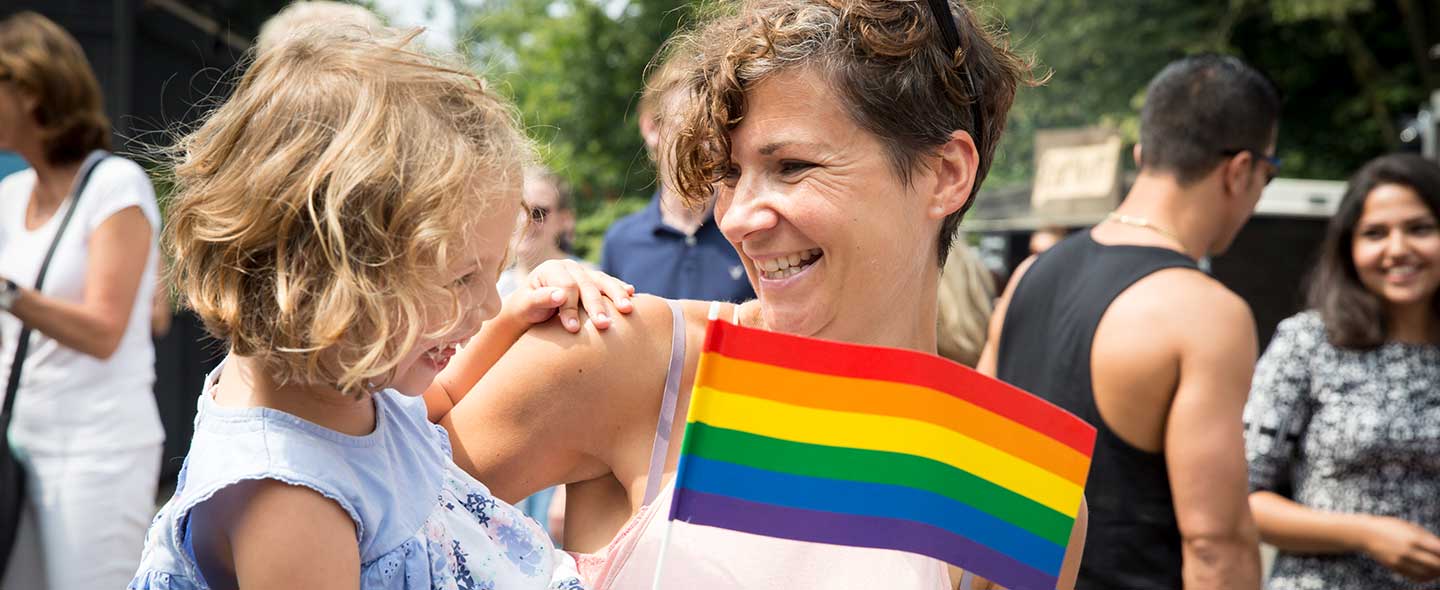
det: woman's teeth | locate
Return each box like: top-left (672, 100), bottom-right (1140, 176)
top-left (759, 248), bottom-right (822, 280)
top-left (1387, 264), bottom-right (1418, 279)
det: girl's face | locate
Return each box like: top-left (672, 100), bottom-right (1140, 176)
top-left (1351, 183), bottom-right (1440, 311)
top-left (388, 195), bottom-right (520, 395)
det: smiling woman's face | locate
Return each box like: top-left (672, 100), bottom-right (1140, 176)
top-left (1351, 183), bottom-right (1440, 312)
top-left (715, 68), bottom-right (949, 347)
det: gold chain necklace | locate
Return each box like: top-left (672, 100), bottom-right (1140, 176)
top-left (1104, 212), bottom-right (1187, 248)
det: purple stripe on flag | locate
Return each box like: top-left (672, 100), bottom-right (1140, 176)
top-left (673, 490), bottom-right (1059, 590)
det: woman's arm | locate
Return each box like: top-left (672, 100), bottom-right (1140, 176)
top-left (6, 206), bottom-right (151, 359)
top-left (150, 259), bottom-right (172, 339)
top-left (1250, 492), bottom-right (1440, 581)
top-left (1248, 491), bottom-right (1368, 553)
top-left (1055, 495), bottom-right (1087, 589)
top-left (440, 295), bottom-right (676, 504)
top-left (958, 495), bottom-right (1087, 590)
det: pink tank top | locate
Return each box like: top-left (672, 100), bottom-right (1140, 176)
top-left (571, 301), bottom-right (954, 590)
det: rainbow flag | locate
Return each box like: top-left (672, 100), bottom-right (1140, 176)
top-left (668, 319), bottom-right (1096, 590)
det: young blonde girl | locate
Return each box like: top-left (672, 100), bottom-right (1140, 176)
top-left (129, 28), bottom-right (620, 590)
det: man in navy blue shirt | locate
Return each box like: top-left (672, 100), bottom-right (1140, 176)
top-left (600, 190), bottom-right (753, 303)
top-left (599, 53), bottom-right (754, 303)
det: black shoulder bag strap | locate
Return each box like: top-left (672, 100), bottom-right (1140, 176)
top-left (2, 150), bottom-right (111, 426)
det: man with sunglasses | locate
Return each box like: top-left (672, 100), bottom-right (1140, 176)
top-left (978, 55), bottom-right (1279, 590)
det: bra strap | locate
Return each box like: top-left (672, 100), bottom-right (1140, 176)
top-left (641, 299), bottom-right (687, 505)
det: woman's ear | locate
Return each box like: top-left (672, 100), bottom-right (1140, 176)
top-left (927, 129), bottom-right (980, 220)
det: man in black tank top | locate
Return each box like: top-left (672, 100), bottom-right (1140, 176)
top-left (976, 56), bottom-right (1280, 590)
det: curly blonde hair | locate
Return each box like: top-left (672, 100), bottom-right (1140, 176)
top-left (165, 28), bottom-right (529, 395)
top-left (667, 0), bottom-right (1035, 265)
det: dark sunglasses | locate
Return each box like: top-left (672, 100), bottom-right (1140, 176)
top-left (1221, 148), bottom-right (1282, 184)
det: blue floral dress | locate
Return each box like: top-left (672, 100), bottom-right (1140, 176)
top-left (130, 361), bottom-right (585, 590)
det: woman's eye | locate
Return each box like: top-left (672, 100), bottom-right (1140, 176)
top-left (721, 165), bottom-right (740, 187)
top-left (1360, 228), bottom-right (1388, 240)
top-left (779, 160), bottom-right (815, 175)
top-left (1409, 222), bottom-right (1437, 236)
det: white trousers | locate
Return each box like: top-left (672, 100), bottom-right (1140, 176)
top-left (2, 444), bottom-right (162, 590)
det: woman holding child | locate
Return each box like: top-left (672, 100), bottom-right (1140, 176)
top-left (430, 1), bottom-right (1086, 588)
top-left (133, 1), bottom-right (1085, 588)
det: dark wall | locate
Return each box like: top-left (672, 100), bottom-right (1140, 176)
top-left (5, 0), bottom-right (129, 142)
top-left (1211, 216), bottom-right (1329, 349)
top-left (3, 0), bottom-right (269, 483)
top-left (4, 0), bottom-right (250, 155)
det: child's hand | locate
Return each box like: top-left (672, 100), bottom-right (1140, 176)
top-left (515, 259), bottom-right (635, 332)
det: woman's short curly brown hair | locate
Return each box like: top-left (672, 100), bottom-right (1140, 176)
top-left (0, 11), bottom-right (112, 165)
top-left (165, 28), bottom-right (530, 395)
top-left (667, 0), bottom-right (1034, 265)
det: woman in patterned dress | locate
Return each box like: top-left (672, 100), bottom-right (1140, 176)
top-left (1244, 153), bottom-right (1440, 589)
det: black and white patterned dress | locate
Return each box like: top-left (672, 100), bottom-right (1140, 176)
top-left (1244, 311), bottom-right (1440, 589)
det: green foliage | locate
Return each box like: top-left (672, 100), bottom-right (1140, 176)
top-left (453, 0), bottom-right (1434, 215)
top-left (988, 0), bottom-right (1434, 185)
top-left (459, 0), bottom-right (690, 258)
top-left (1269, 0), bottom-right (1373, 23)
top-left (573, 195), bottom-right (649, 262)
top-left (983, 0), bottom-right (1225, 187)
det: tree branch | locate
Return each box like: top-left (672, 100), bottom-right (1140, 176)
top-left (1337, 14), bottom-right (1401, 150)
top-left (1396, 0), bottom-right (1438, 92)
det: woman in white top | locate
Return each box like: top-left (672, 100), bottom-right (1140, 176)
top-left (0, 12), bottom-right (164, 589)
top-left (429, 2), bottom-right (1086, 588)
